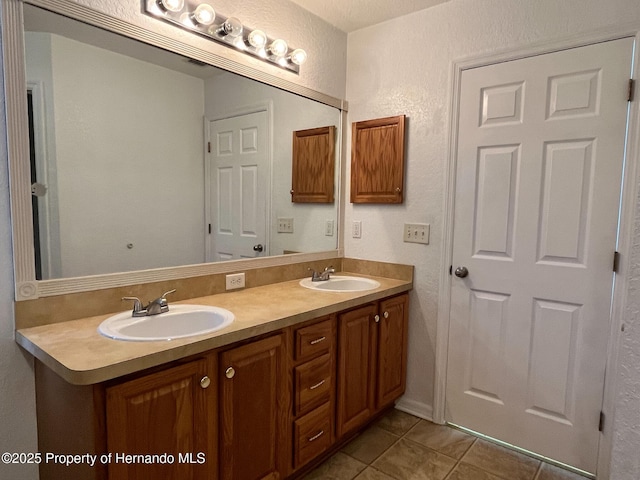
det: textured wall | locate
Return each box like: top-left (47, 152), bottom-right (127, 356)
top-left (610, 186), bottom-right (640, 479)
top-left (0, 1), bottom-right (346, 479)
top-left (345, 0), bottom-right (640, 477)
top-left (70, 0), bottom-right (347, 99)
top-left (0, 36), bottom-right (40, 480)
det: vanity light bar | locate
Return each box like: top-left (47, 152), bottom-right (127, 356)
top-left (144, 0), bottom-right (307, 74)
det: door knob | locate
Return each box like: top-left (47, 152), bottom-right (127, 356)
top-left (253, 244), bottom-right (264, 252)
top-left (200, 376), bottom-right (211, 389)
top-left (454, 266), bottom-right (469, 278)
top-left (225, 367), bottom-right (235, 379)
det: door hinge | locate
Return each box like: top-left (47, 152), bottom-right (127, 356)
top-left (628, 79), bottom-right (635, 102)
top-left (207, 141), bottom-right (211, 153)
top-left (208, 223), bottom-right (212, 234)
top-left (613, 251), bottom-right (620, 273)
top-left (599, 411), bottom-right (605, 432)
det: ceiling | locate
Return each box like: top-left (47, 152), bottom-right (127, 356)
top-left (287, 0), bottom-right (450, 33)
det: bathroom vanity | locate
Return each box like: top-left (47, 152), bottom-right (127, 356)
top-left (17, 267), bottom-right (411, 480)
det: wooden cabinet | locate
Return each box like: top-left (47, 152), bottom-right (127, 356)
top-left (219, 334), bottom-right (288, 480)
top-left (291, 126), bottom-right (336, 203)
top-left (336, 294), bottom-right (409, 438)
top-left (350, 115), bottom-right (406, 204)
top-left (34, 292), bottom-right (409, 480)
top-left (289, 316), bottom-right (336, 472)
top-left (106, 357), bottom-right (217, 480)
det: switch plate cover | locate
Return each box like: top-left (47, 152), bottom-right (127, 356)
top-left (277, 217), bottom-right (294, 233)
top-left (403, 223), bottom-right (430, 244)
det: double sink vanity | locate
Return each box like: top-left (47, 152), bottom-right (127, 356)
top-left (16, 259), bottom-right (413, 480)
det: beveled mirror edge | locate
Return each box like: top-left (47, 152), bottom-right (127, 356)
top-left (2, 0), bottom-right (348, 301)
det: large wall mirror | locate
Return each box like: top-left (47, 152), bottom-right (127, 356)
top-left (3, 0), bottom-right (346, 300)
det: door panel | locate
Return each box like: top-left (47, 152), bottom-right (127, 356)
top-left (209, 111), bottom-right (268, 261)
top-left (447, 38), bottom-right (633, 473)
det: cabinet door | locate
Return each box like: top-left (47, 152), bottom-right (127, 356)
top-left (350, 115), bottom-right (405, 204)
top-left (219, 334), bottom-right (288, 480)
top-left (376, 294), bottom-right (409, 408)
top-left (106, 357), bottom-right (216, 480)
top-left (291, 126), bottom-right (335, 203)
top-left (336, 304), bottom-right (377, 437)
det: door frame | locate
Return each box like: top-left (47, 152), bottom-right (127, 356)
top-left (204, 101), bottom-right (274, 263)
top-left (434, 26), bottom-right (640, 478)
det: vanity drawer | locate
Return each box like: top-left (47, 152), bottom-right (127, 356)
top-left (295, 317), bottom-right (334, 361)
top-left (295, 353), bottom-right (332, 415)
top-left (294, 402), bottom-right (332, 469)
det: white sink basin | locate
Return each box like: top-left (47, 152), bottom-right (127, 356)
top-left (299, 275), bottom-right (380, 292)
top-left (98, 304), bottom-right (234, 341)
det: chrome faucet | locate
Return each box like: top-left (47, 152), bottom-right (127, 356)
top-left (309, 266), bottom-right (335, 282)
top-left (122, 289), bottom-right (176, 317)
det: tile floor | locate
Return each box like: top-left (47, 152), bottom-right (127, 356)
top-left (303, 409), bottom-right (590, 480)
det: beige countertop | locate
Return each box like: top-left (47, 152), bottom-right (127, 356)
top-left (16, 273), bottom-right (411, 386)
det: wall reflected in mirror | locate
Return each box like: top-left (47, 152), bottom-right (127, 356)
top-left (23, 4), bottom-right (341, 280)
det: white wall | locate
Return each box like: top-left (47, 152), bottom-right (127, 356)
top-left (29, 33), bottom-right (206, 277)
top-left (71, 0), bottom-right (348, 100)
top-left (0, 39), bottom-right (40, 480)
top-left (0, 1), bottom-right (346, 479)
top-left (344, 0), bottom-right (640, 478)
top-left (204, 72), bottom-right (340, 257)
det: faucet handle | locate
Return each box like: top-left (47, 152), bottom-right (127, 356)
top-left (122, 296), bottom-right (143, 313)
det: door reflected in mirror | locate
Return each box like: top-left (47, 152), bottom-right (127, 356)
top-left (24, 4), bottom-right (341, 280)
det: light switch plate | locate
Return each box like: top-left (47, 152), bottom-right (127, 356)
top-left (403, 223), bottom-right (429, 244)
top-left (325, 220), bottom-right (334, 236)
top-left (277, 217), bottom-right (294, 233)
top-left (352, 220), bottom-right (362, 238)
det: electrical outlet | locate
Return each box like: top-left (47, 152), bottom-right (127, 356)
top-left (225, 273), bottom-right (245, 290)
top-left (352, 220), bottom-right (362, 238)
top-left (325, 220), bottom-right (334, 236)
top-left (403, 223), bottom-right (430, 244)
top-left (277, 217), bottom-right (294, 233)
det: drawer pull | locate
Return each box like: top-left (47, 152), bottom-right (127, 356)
top-left (309, 336), bottom-right (326, 345)
top-left (309, 379), bottom-right (326, 390)
top-left (308, 430), bottom-right (325, 442)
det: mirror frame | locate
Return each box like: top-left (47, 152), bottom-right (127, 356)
top-left (2, 0), bottom-right (347, 300)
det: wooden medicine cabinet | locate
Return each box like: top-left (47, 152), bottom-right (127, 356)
top-left (291, 125), bottom-right (336, 203)
top-left (350, 115), bottom-right (406, 204)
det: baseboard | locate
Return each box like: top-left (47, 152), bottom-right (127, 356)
top-left (394, 397), bottom-right (434, 422)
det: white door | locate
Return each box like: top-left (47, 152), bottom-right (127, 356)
top-left (208, 111), bottom-right (269, 261)
top-left (446, 38), bottom-right (633, 473)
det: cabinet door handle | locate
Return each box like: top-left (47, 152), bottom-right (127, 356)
top-left (309, 379), bottom-right (326, 390)
top-left (200, 376), bottom-right (211, 389)
top-left (374, 314), bottom-right (380, 323)
top-left (383, 311), bottom-right (389, 319)
top-left (225, 367), bottom-right (235, 379)
top-left (308, 430), bottom-right (324, 442)
top-left (309, 336), bottom-right (326, 345)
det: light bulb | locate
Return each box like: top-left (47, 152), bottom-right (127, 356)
top-left (247, 29), bottom-right (267, 49)
top-left (218, 17), bottom-right (243, 37)
top-left (158, 0), bottom-right (184, 12)
top-left (289, 48), bottom-right (307, 65)
top-left (192, 4), bottom-right (215, 25)
top-left (269, 39), bottom-right (288, 57)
